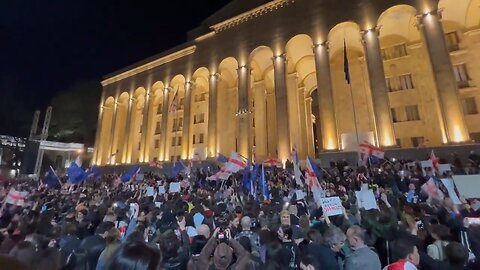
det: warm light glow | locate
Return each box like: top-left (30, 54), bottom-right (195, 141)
top-left (325, 139), bottom-right (336, 150)
top-left (383, 133), bottom-right (394, 147)
top-left (453, 126), bottom-right (464, 143)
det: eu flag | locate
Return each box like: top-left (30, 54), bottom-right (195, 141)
top-left (121, 165), bottom-right (141, 182)
top-left (171, 160), bottom-right (185, 178)
top-left (45, 166), bottom-right (60, 189)
top-left (344, 39), bottom-right (351, 84)
top-left (260, 165), bottom-right (270, 199)
top-left (68, 162), bottom-right (88, 184)
top-left (307, 157), bottom-right (323, 179)
top-left (217, 153), bottom-right (229, 163)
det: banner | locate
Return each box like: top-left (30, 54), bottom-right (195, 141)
top-left (440, 178), bottom-right (461, 205)
top-left (5, 188), bottom-right (28, 206)
top-left (319, 196), bottom-right (343, 216)
top-left (169, 182), bottom-right (181, 193)
top-left (355, 189), bottom-right (378, 210)
top-left (453, 175), bottom-right (480, 199)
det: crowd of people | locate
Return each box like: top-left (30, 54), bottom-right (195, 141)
top-left (0, 152), bottom-right (480, 270)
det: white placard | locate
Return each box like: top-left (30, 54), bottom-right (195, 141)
top-left (146, 186), bottom-right (155, 197)
top-left (295, 190), bottom-right (305, 200)
top-left (421, 160), bottom-right (433, 176)
top-left (136, 174), bottom-right (145, 181)
top-left (440, 178), bottom-right (461, 205)
top-left (157, 181), bottom-right (162, 186)
top-left (319, 196), bottom-right (343, 216)
top-left (155, 202), bottom-right (162, 208)
top-left (355, 189), bottom-right (378, 210)
top-left (169, 182), bottom-right (181, 193)
top-left (439, 164), bottom-right (452, 175)
top-left (158, 186), bottom-right (166, 194)
top-left (453, 175), bottom-right (480, 199)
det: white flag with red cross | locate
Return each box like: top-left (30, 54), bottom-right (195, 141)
top-left (429, 150), bottom-right (440, 172)
top-left (359, 141), bottom-right (385, 159)
top-left (263, 158), bottom-right (282, 168)
top-left (5, 188), bottom-right (29, 207)
top-left (306, 157), bottom-right (324, 206)
top-left (224, 151), bottom-right (247, 173)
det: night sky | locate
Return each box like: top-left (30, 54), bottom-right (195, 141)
top-left (0, 0), bottom-right (230, 136)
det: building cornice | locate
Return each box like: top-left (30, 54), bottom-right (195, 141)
top-left (210, 0), bottom-right (295, 33)
top-left (101, 45), bottom-right (197, 86)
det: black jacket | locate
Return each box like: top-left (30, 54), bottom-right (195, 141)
top-left (79, 234), bottom-right (106, 270)
top-left (307, 243), bottom-right (340, 270)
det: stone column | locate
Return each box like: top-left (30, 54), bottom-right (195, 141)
top-left (361, 27), bottom-right (396, 147)
top-left (92, 96), bottom-right (104, 165)
top-left (418, 11), bottom-right (470, 143)
top-left (237, 65), bottom-right (251, 159)
top-left (140, 90), bottom-right (150, 163)
top-left (123, 97), bottom-right (134, 163)
top-left (207, 74), bottom-right (218, 158)
top-left (108, 99), bottom-right (119, 164)
top-left (305, 97), bottom-right (315, 157)
top-left (297, 87), bottom-right (308, 159)
top-left (273, 54), bottom-right (290, 162)
top-left (159, 88), bottom-right (170, 161)
top-left (181, 81), bottom-right (193, 159)
top-left (313, 42), bottom-right (338, 150)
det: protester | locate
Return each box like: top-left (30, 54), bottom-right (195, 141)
top-left (0, 151), bottom-right (479, 270)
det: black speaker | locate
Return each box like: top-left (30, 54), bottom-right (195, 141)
top-left (20, 140), bottom-right (40, 174)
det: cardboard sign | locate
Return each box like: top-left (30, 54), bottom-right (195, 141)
top-left (146, 186), bottom-right (155, 197)
top-left (295, 190), bottom-right (305, 200)
top-left (453, 175), bottom-right (480, 199)
top-left (169, 182), bottom-right (181, 193)
top-left (440, 178), bottom-right (461, 205)
top-left (157, 181), bottom-right (162, 186)
top-left (155, 202), bottom-right (162, 208)
top-left (421, 160), bottom-right (433, 176)
top-left (319, 196), bottom-right (343, 216)
top-left (439, 164), bottom-right (452, 175)
top-left (355, 189), bottom-right (378, 210)
top-left (193, 212), bottom-right (205, 228)
top-left (421, 178), bottom-right (438, 198)
top-left (158, 186), bottom-right (166, 194)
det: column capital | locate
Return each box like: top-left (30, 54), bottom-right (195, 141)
top-left (313, 41), bottom-right (329, 51)
top-left (272, 53), bottom-right (287, 63)
top-left (209, 73), bottom-right (220, 79)
top-left (360, 25), bottom-right (381, 41)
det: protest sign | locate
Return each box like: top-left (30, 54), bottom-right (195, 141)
top-left (146, 186), bottom-right (155, 197)
top-left (158, 186), bottom-right (166, 194)
top-left (453, 175), bottom-right (480, 199)
top-left (136, 174), bottom-right (144, 181)
top-left (439, 164), bottom-right (451, 175)
top-left (440, 178), bottom-right (461, 205)
top-left (169, 182), bottom-right (181, 193)
top-left (155, 202), bottom-right (162, 208)
top-left (421, 160), bottom-right (433, 176)
top-left (355, 189), bottom-right (378, 210)
top-left (193, 212), bottom-right (205, 228)
top-left (319, 196), bottom-right (343, 216)
top-left (295, 190), bottom-right (305, 200)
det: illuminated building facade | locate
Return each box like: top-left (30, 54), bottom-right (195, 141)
top-left (93, 0), bottom-right (480, 165)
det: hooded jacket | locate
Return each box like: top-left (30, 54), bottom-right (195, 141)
top-left (197, 237), bottom-right (249, 270)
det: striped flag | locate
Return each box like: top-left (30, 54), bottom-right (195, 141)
top-left (224, 151), bottom-right (247, 173)
top-left (306, 157), bottom-right (324, 206)
top-left (169, 86), bottom-right (179, 113)
top-left (5, 188), bottom-right (28, 207)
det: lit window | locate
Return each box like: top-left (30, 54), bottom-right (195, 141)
top-left (462, 97), bottom-right (478, 115)
top-left (386, 74), bottom-right (414, 92)
top-left (453, 64), bottom-right (471, 88)
top-left (445, 31), bottom-right (460, 52)
top-left (381, 44), bottom-right (407, 60)
top-left (405, 105), bottom-right (420, 121)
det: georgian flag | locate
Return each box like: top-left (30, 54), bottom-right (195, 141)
top-left (5, 188), bottom-right (28, 207)
top-left (168, 86), bottom-right (179, 113)
top-left (224, 152), bottom-right (247, 173)
top-left (429, 150), bottom-right (440, 172)
top-left (359, 142), bottom-right (385, 159)
top-left (291, 146), bottom-right (303, 187)
top-left (206, 168), bottom-right (231, 181)
top-left (263, 158), bottom-right (282, 168)
top-left (306, 157), bottom-right (324, 206)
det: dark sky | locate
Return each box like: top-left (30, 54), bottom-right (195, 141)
top-left (0, 0), bottom-right (231, 136)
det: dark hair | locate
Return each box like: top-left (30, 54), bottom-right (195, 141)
top-left (300, 254), bottom-right (321, 269)
top-left (9, 241), bottom-right (37, 268)
top-left (158, 231), bottom-right (180, 259)
top-left (392, 238), bottom-right (416, 260)
top-left (238, 236), bottom-right (252, 253)
top-left (445, 242), bottom-right (469, 266)
top-left (281, 225), bottom-right (293, 240)
top-left (429, 224), bottom-right (451, 241)
top-left (307, 229), bottom-right (323, 244)
top-left (266, 241), bottom-right (289, 266)
top-left (191, 235), bottom-right (207, 255)
top-left (107, 241), bottom-right (161, 270)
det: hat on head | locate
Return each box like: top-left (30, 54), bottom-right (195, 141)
top-left (213, 242), bottom-right (233, 269)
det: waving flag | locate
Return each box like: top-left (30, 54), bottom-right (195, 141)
top-left (171, 160), bottom-right (186, 178)
top-left (87, 165), bottom-right (101, 179)
top-left (359, 142), bottom-right (385, 159)
top-left (263, 158), bottom-right (281, 168)
top-left (307, 157), bottom-right (323, 179)
top-left (206, 168), bottom-right (231, 181)
top-left (306, 157), bottom-right (324, 206)
top-left (185, 159), bottom-right (193, 176)
top-left (242, 162), bottom-right (251, 193)
top-left (224, 152), bottom-right (247, 173)
top-left (44, 166), bottom-right (61, 189)
top-left (429, 150), bottom-right (440, 172)
top-left (121, 165), bottom-right (141, 182)
top-left (149, 160), bottom-right (163, 168)
top-left (169, 86), bottom-right (179, 113)
top-left (68, 161), bottom-right (88, 184)
top-left (291, 146), bottom-right (303, 187)
top-left (216, 153), bottom-right (229, 163)
top-left (5, 188), bottom-right (28, 206)
top-left (259, 165), bottom-right (270, 200)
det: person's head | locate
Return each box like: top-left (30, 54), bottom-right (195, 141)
top-left (392, 238), bottom-right (420, 266)
top-left (443, 197), bottom-right (454, 210)
top-left (265, 242), bottom-right (289, 266)
top-left (288, 205), bottom-right (298, 216)
top-left (429, 224), bottom-right (451, 241)
top-left (190, 235), bottom-right (207, 256)
top-left (96, 221), bottom-right (115, 237)
top-left (107, 241), bottom-right (162, 270)
top-left (280, 210), bottom-right (290, 226)
top-left (300, 254), bottom-right (320, 270)
top-left (213, 243), bottom-right (233, 270)
top-left (346, 225), bottom-right (366, 249)
top-left (9, 241), bottom-right (37, 268)
top-left (307, 229), bottom-right (323, 244)
top-left (408, 183), bottom-right (415, 191)
top-left (323, 226), bottom-right (346, 252)
top-left (105, 227), bottom-right (121, 245)
top-left (62, 222), bottom-right (78, 236)
top-left (197, 224), bottom-right (211, 238)
top-left (240, 216), bottom-right (251, 231)
top-left (299, 215), bottom-right (310, 233)
top-left (277, 225), bottom-right (293, 242)
top-left (158, 231), bottom-right (179, 260)
top-left (445, 242), bottom-right (469, 266)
